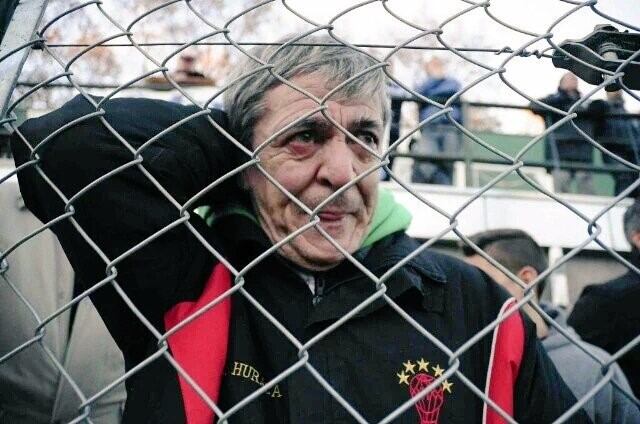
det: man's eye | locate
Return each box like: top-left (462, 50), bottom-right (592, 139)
top-left (290, 131), bottom-right (316, 144)
top-left (357, 132), bottom-right (378, 146)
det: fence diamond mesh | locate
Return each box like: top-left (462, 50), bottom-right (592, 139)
top-left (1, 0), bottom-right (639, 423)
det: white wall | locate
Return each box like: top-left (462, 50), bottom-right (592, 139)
top-left (386, 181), bottom-right (633, 252)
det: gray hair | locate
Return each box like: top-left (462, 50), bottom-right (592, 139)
top-left (623, 199), bottom-right (640, 245)
top-left (223, 35), bottom-right (390, 148)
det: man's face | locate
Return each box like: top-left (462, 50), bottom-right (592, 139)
top-left (629, 230), bottom-right (640, 250)
top-left (424, 58), bottom-right (444, 78)
top-left (245, 73), bottom-right (383, 270)
top-left (560, 73), bottom-right (578, 92)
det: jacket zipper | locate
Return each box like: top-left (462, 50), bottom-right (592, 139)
top-left (313, 275), bottom-right (325, 306)
top-left (314, 256), bottom-right (421, 299)
top-left (308, 257), bottom-right (430, 305)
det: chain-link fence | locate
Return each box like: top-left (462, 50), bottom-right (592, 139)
top-left (1, 0), bottom-right (639, 423)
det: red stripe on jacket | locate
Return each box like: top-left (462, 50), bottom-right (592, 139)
top-left (483, 299), bottom-right (525, 424)
top-left (164, 263), bottom-right (232, 424)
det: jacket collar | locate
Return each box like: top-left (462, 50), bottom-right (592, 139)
top-left (213, 214), bottom-right (448, 324)
top-left (304, 232), bottom-right (447, 326)
top-left (305, 258), bottom-right (446, 327)
top-left (212, 211), bottom-right (447, 285)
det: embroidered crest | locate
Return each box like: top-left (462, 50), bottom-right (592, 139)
top-left (397, 358), bottom-right (453, 424)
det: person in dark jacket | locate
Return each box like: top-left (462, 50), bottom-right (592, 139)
top-left (9, 36), bottom-right (590, 423)
top-left (411, 57), bottom-right (462, 185)
top-left (589, 90), bottom-right (640, 196)
top-left (462, 229), bottom-right (639, 423)
top-left (530, 72), bottom-right (596, 194)
top-left (569, 199), bottom-right (640, 397)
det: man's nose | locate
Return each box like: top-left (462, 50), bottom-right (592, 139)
top-left (316, 136), bottom-right (357, 189)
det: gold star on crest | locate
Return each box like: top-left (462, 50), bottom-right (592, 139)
top-left (403, 360), bottom-right (416, 374)
top-left (397, 370), bottom-right (410, 385)
top-left (432, 364), bottom-right (444, 377)
top-left (442, 380), bottom-right (453, 393)
top-left (417, 358), bottom-right (429, 372)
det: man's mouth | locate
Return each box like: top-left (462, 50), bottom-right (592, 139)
top-left (318, 210), bottom-right (347, 222)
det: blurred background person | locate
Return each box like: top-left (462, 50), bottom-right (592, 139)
top-left (144, 52), bottom-right (214, 94)
top-left (411, 57), bottom-right (462, 185)
top-left (462, 229), bottom-right (639, 423)
top-left (531, 72), bottom-right (596, 195)
top-left (173, 53), bottom-right (210, 84)
top-left (0, 163), bottom-right (125, 423)
top-left (569, 199), bottom-right (640, 397)
top-left (589, 90), bottom-right (640, 197)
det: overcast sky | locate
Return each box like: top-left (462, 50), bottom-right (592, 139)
top-left (50, 0), bottom-right (640, 108)
top-left (19, 0), bottom-right (639, 132)
top-left (253, 0), bottom-right (638, 133)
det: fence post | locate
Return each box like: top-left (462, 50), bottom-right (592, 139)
top-left (0, 0), bottom-right (49, 122)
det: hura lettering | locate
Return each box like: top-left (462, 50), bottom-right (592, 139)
top-left (230, 361), bottom-right (283, 398)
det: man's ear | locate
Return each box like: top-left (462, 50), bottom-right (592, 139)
top-left (630, 231), bottom-right (640, 251)
top-left (516, 265), bottom-right (539, 285)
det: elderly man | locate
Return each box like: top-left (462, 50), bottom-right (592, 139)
top-left (462, 229), bottom-right (639, 423)
top-left (10, 38), bottom-right (588, 423)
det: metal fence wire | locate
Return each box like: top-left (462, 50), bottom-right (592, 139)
top-left (1, 0), bottom-right (640, 423)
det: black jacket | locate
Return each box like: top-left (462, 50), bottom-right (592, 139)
top-left (589, 98), bottom-right (640, 146)
top-left (530, 89), bottom-right (595, 163)
top-left (568, 252), bottom-right (640, 397)
top-left (10, 95), bottom-right (590, 423)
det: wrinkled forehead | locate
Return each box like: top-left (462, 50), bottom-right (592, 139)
top-left (260, 73), bottom-right (385, 126)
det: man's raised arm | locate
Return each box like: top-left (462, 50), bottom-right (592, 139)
top-left (10, 95), bottom-right (239, 335)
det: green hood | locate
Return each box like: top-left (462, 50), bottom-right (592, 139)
top-left (196, 188), bottom-right (412, 248)
top-left (361, 188), bottom-right (412, 247)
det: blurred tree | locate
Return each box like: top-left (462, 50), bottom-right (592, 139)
top-left (13, 0), bottom-right (274, 111)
